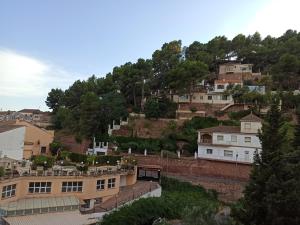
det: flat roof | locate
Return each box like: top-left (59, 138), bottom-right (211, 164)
top-left (3, 211), bottom-right (103, 225)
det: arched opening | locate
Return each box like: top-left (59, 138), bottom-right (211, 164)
top-left (201, 133), bottom-right (212, 144)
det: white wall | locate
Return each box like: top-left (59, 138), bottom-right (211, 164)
top-left (241, 121), bottom-right (262, 133)
top-left (173, 92), bottom-right (233, 105)
top-left (0, 127), bottom-right (25, 160)
top-left (212, 132), bottom-right (261, 148)
top-left (198, 144), bottom-right (260, 163)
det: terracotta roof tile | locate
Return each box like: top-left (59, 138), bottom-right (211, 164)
top-left (240, 113), bottom-right (262, 122)
top-left (198, 125), bottom-right (240, 133)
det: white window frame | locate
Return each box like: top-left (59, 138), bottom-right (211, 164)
top-left (244, 122), bottom-right (251, 129)
top-left (62, 181), bottom-right (83, 192)
top-left (244, 137), bottom-right (251, 143)
top-left (224, 150), bottom-right (233, 157)
top-left (2, 184), bottom-right (16, 199)
top-left (217, 135), bottom-right (224, 141)
top-left (231, 135), bottom-right (237, 142)
top-left (96, 179), bottom-right (105, 191)
top-left (108, 178), bottom-right (116, 189)
top-left (29, 182), bottom-right (51, 194)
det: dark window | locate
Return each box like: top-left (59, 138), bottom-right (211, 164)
top-left (28, 182), bottom-right (51, 193)
top-left (96, 180), bottom-right (105, 190)
top-left (41, 146), bottom-right (47, 154)
top-left (108, 178), bottom-right (116, 189)
top-left (61, 181), bottom-right (83, 192)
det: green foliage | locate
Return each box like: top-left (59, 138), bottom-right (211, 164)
top-left (113, 136), bottom-right (161, 153)
top-left (100, 177), bottom-right (219, 225)
top-left (45, 88), bottom-right (64, 112)
top-left (144, 97), bottom-right (160, 119)
top-left (32, 155), bottom-right (55, 169)
top-left (228, 110), bottom-right (251, 121)
top-left (232, 98), bottom-right (300, 225)
top-left (49, 141), bottom-right (62, 155)
top-left (68, 152), bottom-right (88, 163)
top-left (144, 96), bottom-right (177, 119)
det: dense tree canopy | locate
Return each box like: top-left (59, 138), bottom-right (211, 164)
top-left (47, 29), bottom-right (300, 141)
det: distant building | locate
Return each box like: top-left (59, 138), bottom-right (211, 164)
top-left (0, 109), bottom-right (52, 128)
top-left (197, 113), bottom-right (262, 163)
top-left (219, 63), bottom-right (253, 74)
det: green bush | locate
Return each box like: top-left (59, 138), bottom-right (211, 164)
top-left (100, 177), bottom-right (219, 225)
top-left (69, 152), bottom-right (87, 163)
top-left (94, 155), bottom-right (122, 165)
top-left (228, 109), bottom-right (251, 121)
top-left (49, 141), bottom-right (62, 155)
top-left (32, 155), bottom-right (55, 169)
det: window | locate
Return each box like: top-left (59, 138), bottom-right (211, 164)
top-left (207, 95), bottom-right (212, 100)
top-left (29, 182), bottom-right (51, 193)
top-left (244, 122), bottom-right (251, 129)
top-left (244, 137), bottom-right (251, 143)
top-left (40, 146), bottom-right (47, 154)
top-left (2, 184), bottom-right (16, 199)
top-left (231, 135), bottom-right (237, 142)
top-left (206, 149), bottom-right (213, 154)
top-left (217, 135), bottom-right (224, 141)
top-left (96, 180), bottom-right (105, 190)
top-left (62, 181), bottom-right (83, 192)
top-left (217, 85), bottom-right (224, 89)
top-left (108, 178), bottom-right (116, 189)
top-left (224, 150), bottom-right (233, 157)
top-left (200, 96), bottom-right (203, 100)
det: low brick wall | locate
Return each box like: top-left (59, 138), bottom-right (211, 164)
top-left (136, 155), bottom-right (251, 201)
top-left (136, 155), bottom-right (251, 181)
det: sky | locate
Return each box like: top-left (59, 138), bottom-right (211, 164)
top-left (0, 0), bottom-right (300, 111)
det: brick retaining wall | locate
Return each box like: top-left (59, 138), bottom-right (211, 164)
top-left (136, 155), bottom-right (251, 181)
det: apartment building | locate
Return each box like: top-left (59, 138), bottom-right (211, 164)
top-left (0, 166), bottom-right (137, 218)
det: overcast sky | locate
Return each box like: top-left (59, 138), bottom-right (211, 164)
top-left (0, 0), bottom-right (299, 111)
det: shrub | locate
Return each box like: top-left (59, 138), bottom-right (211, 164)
top-left (49, 141), bottom-right (62, 155)
top-left (228, 109), bottom-right (251, 121)
top-left (99, 177), bottom-right (219, 225)
top-left (32, 155), bottom-right (55, 169)
top-left (69, 152), bottom-right (87, 163)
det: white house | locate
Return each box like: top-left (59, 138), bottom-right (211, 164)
top-left (0, 125), bottom-right (26, 160)
top-left (197, 113), bottom-right (262, 163)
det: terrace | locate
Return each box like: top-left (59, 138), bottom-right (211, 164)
top-left (0, 153), bottom-right (137, 181)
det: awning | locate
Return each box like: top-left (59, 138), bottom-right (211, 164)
top-left (0, 196), bottom-right (80, 217)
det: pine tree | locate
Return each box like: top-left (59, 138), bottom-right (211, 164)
top-left (232, 98), bottom-right (300, 225)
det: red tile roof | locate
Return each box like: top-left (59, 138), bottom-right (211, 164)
top-left (240, 113), bottom-right (262, 122)
top-left (198, 125), bottom-right (240, 133)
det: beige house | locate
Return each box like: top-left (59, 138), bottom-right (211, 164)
top-left (14, 120), bottom-right (54, 159)
top-left (0, 121), bottom-right (54, 160)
